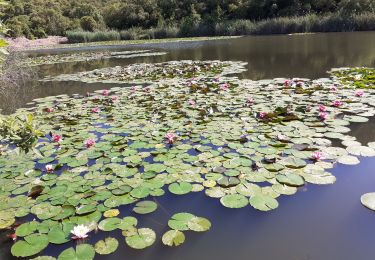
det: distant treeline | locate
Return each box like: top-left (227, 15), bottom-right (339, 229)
top-left (2, 0), bottom-right (375, 40)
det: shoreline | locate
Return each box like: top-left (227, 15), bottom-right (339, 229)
top-left (11, 36), bottom-right (241, 53)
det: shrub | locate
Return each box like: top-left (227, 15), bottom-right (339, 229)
top-left (80, 16), bottom-right (97, 32)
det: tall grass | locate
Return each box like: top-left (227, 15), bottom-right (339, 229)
top-left (66, 13), bottom-right (375, 43)
top-left (66, 30), bottom-right (120, 43)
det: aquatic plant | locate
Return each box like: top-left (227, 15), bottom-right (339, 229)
top-left (21, 50), bottom-right (167, 67)
top-left (0, 61), bottom-right (374, 259)
top-left (0, 114), bottom-right (43, 154)
top-left (330, 67), bottom-right (375, 89)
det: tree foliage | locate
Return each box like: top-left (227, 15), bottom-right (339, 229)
top-left (1, 0), bottom-right (375, 38)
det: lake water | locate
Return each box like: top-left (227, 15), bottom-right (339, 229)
top-left (1, 32), bottom-right (375, 260)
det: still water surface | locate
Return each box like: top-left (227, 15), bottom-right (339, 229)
top-left (2, 31), bottom-right (375, 114)
top-left (1, 32), bottom-right (375, 260)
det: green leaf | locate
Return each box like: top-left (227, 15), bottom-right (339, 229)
top-left (11, 234), bottom-right (49, 257)
top-left (249, 195), bottom-right (279, 211)
top-left (48, 226), bottom-right (69, 244)
top-left (187, 217), bottom-right (211, 232)
top-left (94, 237), bottom-right (119, 255)
top-left (98, 217), bottom-right (122, 231)
top-left (58, 244), bottom-right (95, 260)
top-left (162, 230), bottom-right (185, 246)
top-left (15, 221), bottom-right (38, 237)
top-left (133, 200), bottom-right (157, 214)
top-left (125, 228), bottom-right (156, 249)
top-left (168, 213), bottom-right (195, 231)
top-left (220, 194), bottom-right (248, 208)
top-left (168, 182), bottom-right (193, 195)
top-left (276, 173), bottom-right (305, 187)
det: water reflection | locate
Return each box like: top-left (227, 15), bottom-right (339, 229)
top-left (2, 32), bottom-right (375, 114)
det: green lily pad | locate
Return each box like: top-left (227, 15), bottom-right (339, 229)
top-left (168, 182), bottom-right (193, 195)
top-left (249, 195), bottom-right (279, 211)
top-left (95, 237), bottom-right (119, 255)
top-left (220, 194), bottom-right (248, 208)
top-left (276, 173), bottom-right (305, 187)
top-left (125, 228), bottom-right (156, 249)
top-left (187, 217), bottom-right (211, 232)
top-left (133, 200), bottom-right (157, 214)
top-left (162, 230), bottom-right (185, 246)
top-left (11, 234), bottom-right (49, 257)
top-left (58, 244), bottom-right (95, 260)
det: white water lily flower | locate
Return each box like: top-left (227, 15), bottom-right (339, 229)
top-left (71, 225), bottom-right (90, 239)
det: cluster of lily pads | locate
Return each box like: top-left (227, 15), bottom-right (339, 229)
top-left (41, 60), bottom-right (248, 84)
top-left (330, 67), bottom-right (375, 89)
top-left (22, 50), bottom-right (167, 67)
top-left (1, 61), bottom-right (375, 259)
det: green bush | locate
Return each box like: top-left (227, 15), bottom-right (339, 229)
top-left (80, 16), bottom-right (97, 32)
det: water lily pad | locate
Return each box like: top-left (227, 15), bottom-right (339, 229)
top-left (125, 228), bottom-right (156, 249)
top-left (103, 209), bottom-right (120, 218)
top-left (168, 182), bottom-right (193, 195)
top-left (276, 173), bottom-right (305, 187)
top-left (48, 226), bottom-right (69, 244)
top-left (162, 230), bottom-right (185, 246)
top-left (58, 244), bottom-right (95, 260)
top-left (94, 237), bottom-right (119, 255)
top-left (360, 193), bottom-right (375, 211)
top-left (249, 195), bottom-right (279, 211)
top-left (187, 217), bottom-right (211, 232)
top-left (15, 221), bottom-right (38, 237)
top-left (98, 218), bottom-right (122, 231)
top-left (220, 194), bottom-right (248, 208)
top-left (168, 213), bottom-right (195, 231)
top-left (133, 201), bottom-right (157, 214)
top-left (337, 155), bottom-right (360, 165)
top-left (11, 234), bottom-right (49, 257)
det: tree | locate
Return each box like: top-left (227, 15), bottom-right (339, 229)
top-left (80, 16), bottom-right (97, 31)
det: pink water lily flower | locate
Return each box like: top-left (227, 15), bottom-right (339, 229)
top-left (52, 134), bottom-right (63, 143)
top-left (312, 151), bottom-right (323, 161)
top-left (111, 95), bottom-right (119, 102)
top-left (102, 89), bottom-right (110, 96)
top-left (143, 87), bottom-right (151, 92)
top-left (246, 97), bottom-right (255, 106)
top-left (284, 79), bottom-right (293, 87)
top-left (332, 100), bottom-right (343, 107)
top-left (296, 81), bottom-right (305, 87)
top-left (165, 133), bottom-right (177, 144)
top-left (71, 225), bottom-right (90, 239)
top-left (85, 139), bottom-right (95, 149)
top-left (91, 107), bottom-right (101, 113)
top-left (45, 107), bottom-right (54, 113)
top-left (188, 100), bottom-right (196, 106)
top-left (319, 112), bottom-right (328, 121)
top-left (355, 90), bottom-right (364, 97)
top-left (45, 164), bottom-right (54, 173)
top-left (220, 83), bottom-right (230, 91)
top-left (259, 112), bottom-right (267, 119)
top-left (318, 104), bottom-right (326, 112)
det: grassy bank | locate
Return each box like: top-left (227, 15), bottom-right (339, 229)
top-left (66, 13), bottom-right (375, 43)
